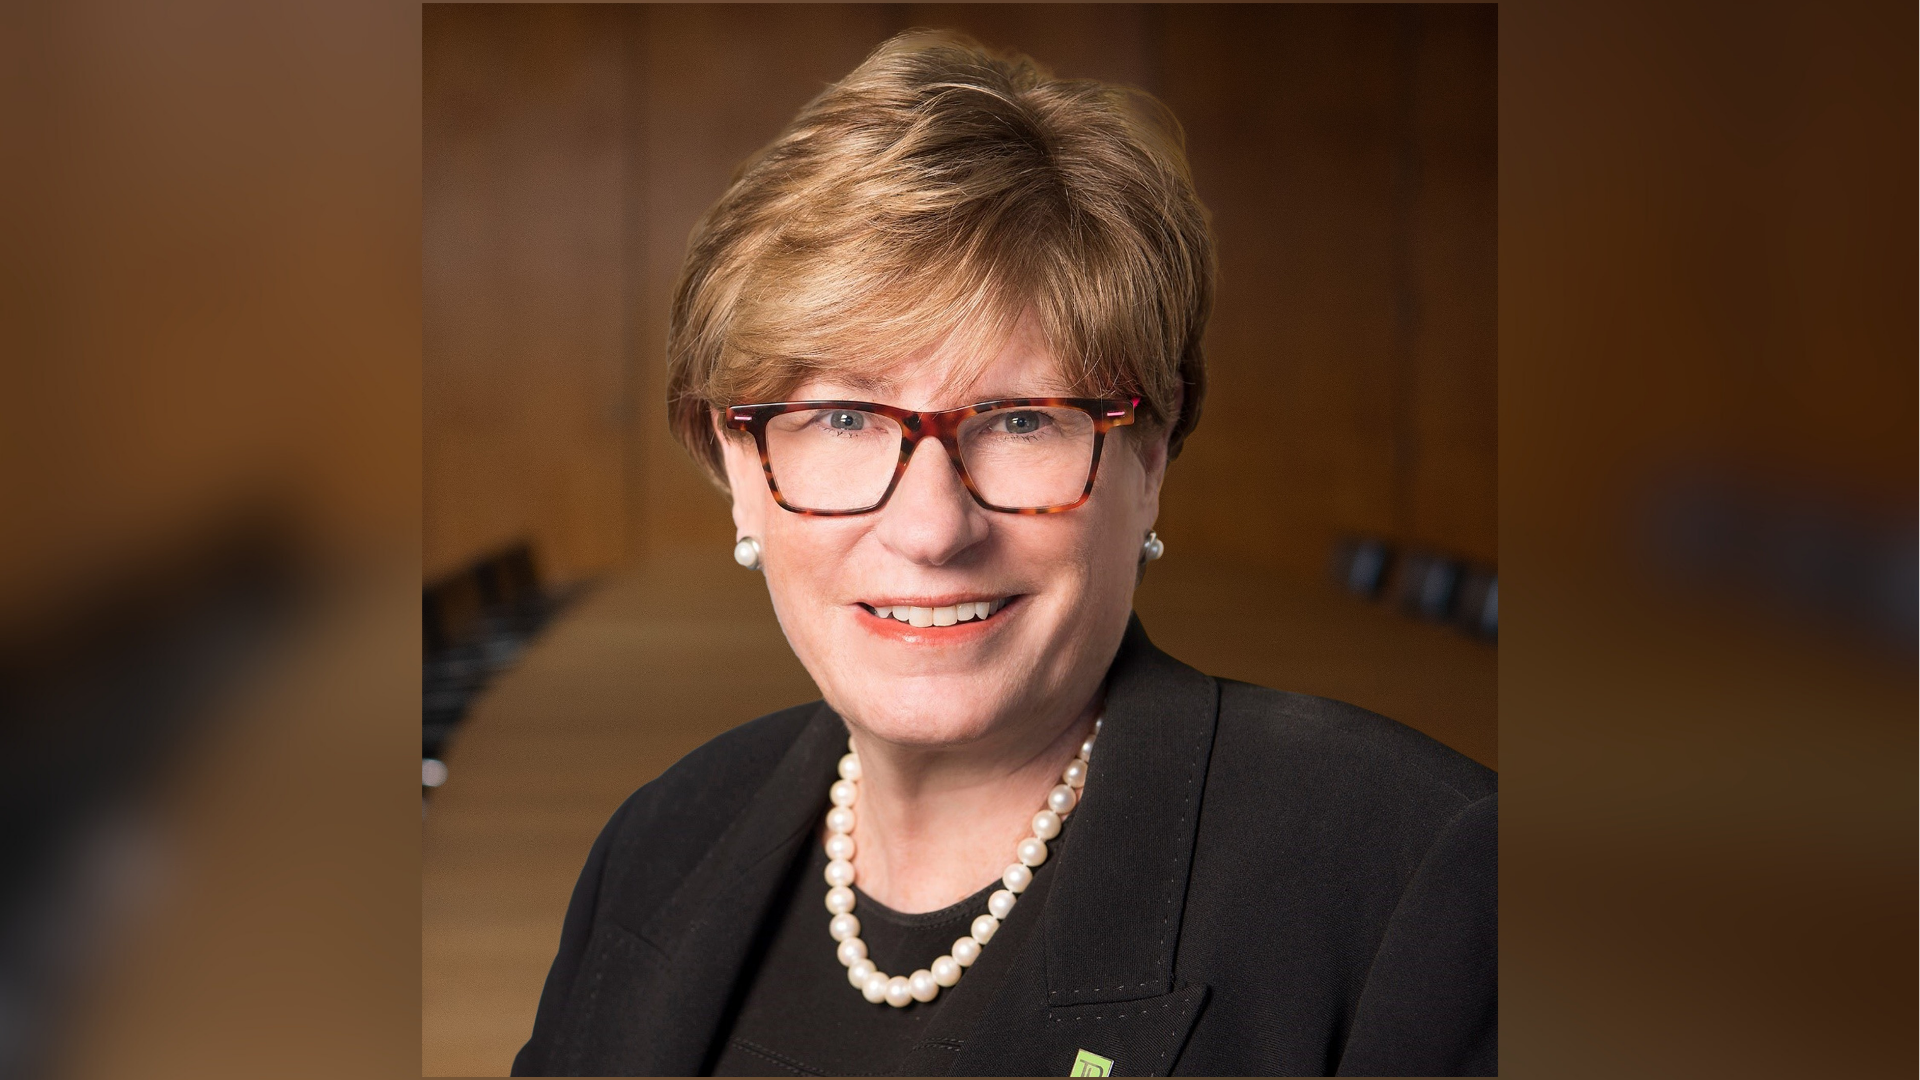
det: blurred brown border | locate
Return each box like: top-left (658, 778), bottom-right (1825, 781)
top-left (5, 1), bottom-right (1912, 1077)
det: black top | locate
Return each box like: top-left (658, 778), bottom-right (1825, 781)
top-left (709, 836), bottom-right (1060, 1075)
top-left (514, 615), bottom-right (1497, 1077)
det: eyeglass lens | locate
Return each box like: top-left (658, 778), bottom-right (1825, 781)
top-left (763, 406), bottom-right (1098, 512)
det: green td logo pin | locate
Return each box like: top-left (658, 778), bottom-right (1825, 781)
top-left (1070, 1048), bottom-right (1115, 1076)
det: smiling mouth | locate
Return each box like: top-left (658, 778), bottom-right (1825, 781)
top-left (857, 597), bottom-right (1014, 628)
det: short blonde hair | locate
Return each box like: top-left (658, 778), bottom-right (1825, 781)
top-left (667, 30), bottom-right (1215, 489)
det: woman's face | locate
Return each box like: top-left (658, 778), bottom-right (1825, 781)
top-left (718, 318), bottom-right (1168, 750)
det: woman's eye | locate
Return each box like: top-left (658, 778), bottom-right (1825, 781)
top-left (826, 411), bottom-right (866, 431)
top-left (997, 411), bottom-right (1046, 434)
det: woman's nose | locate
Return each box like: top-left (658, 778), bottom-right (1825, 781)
top-left (872, 438), bottom-right (990, 566)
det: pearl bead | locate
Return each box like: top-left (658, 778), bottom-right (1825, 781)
top-left (836, 937), bottom-right (867, 966)
top-left (830, 780), bottom-right (858, 807)
top-left (825, 833), bottom-right (855, 861)
top-left (1094, 716), bottom-right (1103, 731)
top-left (1031, 809), bottom-right (1061, 840)
top-left (838, 753), bottom-right (862, 781)
top-left (885, 976), bottom-right (913, 1008)
top-left (825, 885), bottom-right (854, 914)
top-left (909, 969), bottom-right (939, 1003)
top-left (988, 888), bottom-right (1016, 920)
top-left (970, 914), bottom-right (999, 944)
top-left (862, 972), bottom-right (890, 1003)
top-left (1079, 736), bottom-right (1096, 760)
top-left (1047, 784), bottom-right (1076, 814)
top-left (829, 913), bottom-right (860, 942)
top-left (824, 859), bottom-right (855, 888)
top-left (952, 936), bottom-right (982, 967)
top-left (1062, 759), bottom-right (1087, 788)
top-left (848, 959), bottom-right (875, 988)
top-left (1002, 863), bottom-right (1033, 893)
top-left (931, 955), bottom-right (961, 987)
top-left (734, 537), bottom-right (762, 568)
top-left (1017, 837), bottom-right (1049, 867)
top-left (826, 807), bottom-right (855, 834)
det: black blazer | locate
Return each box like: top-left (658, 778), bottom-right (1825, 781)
top-left (514, 617), bottom-right (1496, 1076)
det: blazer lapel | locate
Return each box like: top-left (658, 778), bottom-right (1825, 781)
top-left (597, 706), bottom-right (843, 1075)
top-left (949, 615), bottom-right (1220, 1077)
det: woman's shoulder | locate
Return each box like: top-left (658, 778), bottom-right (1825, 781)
top-left (1182, 679), bottom-right (1494, 949)
top-left (596, 701), bottom-right (824, 857)
top-left (1173, 682), bottom-right (1495, 1077)
top-left (652, 700), bottom-right (825, 795)
top-left (1193, 679), bottom-right (1495, 874)
top-left (1212, 679), bottom-right (1495, 803)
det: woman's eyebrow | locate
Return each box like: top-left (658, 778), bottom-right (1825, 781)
top-left (811, 373), bottom-right (897, 399)
top-left (966, 384), bottom-right (1074, 402)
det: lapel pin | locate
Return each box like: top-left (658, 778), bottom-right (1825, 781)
top-left (1070, 1048), bottom-right (1115, 1076)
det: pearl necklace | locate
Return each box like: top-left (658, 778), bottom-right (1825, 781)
top-left (823, 718), bottom-right (1100, 1008)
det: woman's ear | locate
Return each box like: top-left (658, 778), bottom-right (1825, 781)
top-left (713, 410), bottom-right (768, 540)
top-left (1132, 434), bottom-right (1170, 588)
top-left (1135, 427), bottom-right (1170, 524)
top-left (1132, 388), bottom-right (1177, 524)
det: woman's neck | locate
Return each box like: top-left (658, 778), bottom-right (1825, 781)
top-left (844, 694), bottom-right (1099, 914)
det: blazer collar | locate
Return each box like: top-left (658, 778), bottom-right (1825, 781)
top-left (1041, 613), bottom-right (1220, 1006)
top-left (626, 703), bottom-right (845, 1075)
top-left (942, 615), bottom-right (1221, 1077)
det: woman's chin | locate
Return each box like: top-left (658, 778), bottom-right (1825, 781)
top-left (831, 684), bottom-right (1019, 748)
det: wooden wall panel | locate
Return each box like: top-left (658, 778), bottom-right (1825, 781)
top-left (900, 3), bottom-right (1161, 89)
top-left (1155, 4), bottom-right (1497, 573)
top-left (1158, 5), bottom-right (1403, 573)
top-left (1405, 5), bottom-right (1498, 563)
top-left (423, 4), bottom-right (630, 584)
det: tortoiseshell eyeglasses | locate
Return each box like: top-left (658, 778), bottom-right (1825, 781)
top-left (724, 397), bottom-right (1138, 515)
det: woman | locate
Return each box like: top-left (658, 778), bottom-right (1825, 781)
top-left (515, 31), bottom-right (1493, 1078)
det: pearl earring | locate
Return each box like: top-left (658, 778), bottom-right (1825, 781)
top-left (733, 536), bottom-right (763, 570)
top-left (1141, 530), bottom-right (1164, 563)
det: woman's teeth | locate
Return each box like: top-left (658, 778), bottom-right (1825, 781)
top-left (869, 598), bottom-right (1009, 627)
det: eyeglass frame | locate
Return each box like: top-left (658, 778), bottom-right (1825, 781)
top-left (722, 396), bottom-right (1139, 516)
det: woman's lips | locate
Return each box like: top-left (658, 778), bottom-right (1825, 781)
top-left (856, 596), bottom-right (1016, 629)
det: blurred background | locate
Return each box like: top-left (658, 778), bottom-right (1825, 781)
top-left (420, 6), bottom-right (1495, 1073)
top-left (4, 0), bottom-right (1909, 1078)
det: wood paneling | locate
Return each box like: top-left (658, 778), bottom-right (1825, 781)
top-left (423, 4), bottom-right (630, 583)
top-left (1156, 4), bottom-right (1496, 571)
top-left (898, 3), bottom-right (1163, 89)
top-left (1405, 6), bottom-right (1498, 562)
